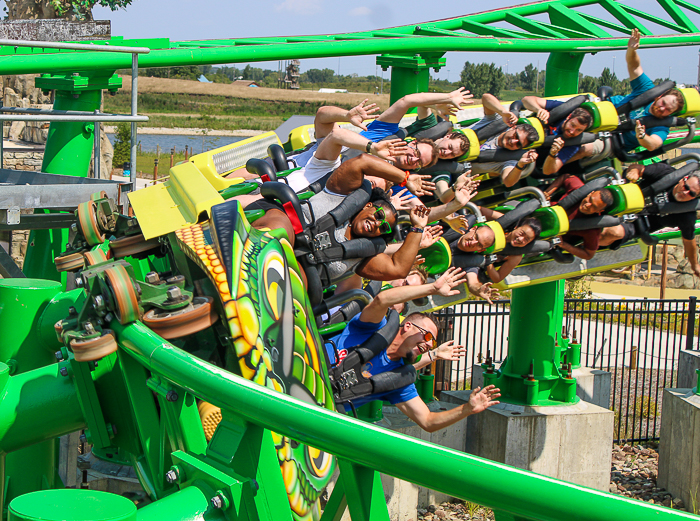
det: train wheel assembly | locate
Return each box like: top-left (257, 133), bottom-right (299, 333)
top-left (77, 200), bottom-right (105, 247)
top-left (109, 234), bottom-right (160, 259)
top-left (70, 330), bottom-right (118, 362)
top-left (84, 249), bottom-right (109, 266)
top-left (54, 252), bottom-right (85, 272)
top-left (104, 265), bottom-right (140, 325)
top-left (142, 296), bottom-right (218, 339)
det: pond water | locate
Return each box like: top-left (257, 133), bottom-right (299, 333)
top-left (106, 133), bottom-right (246, 154)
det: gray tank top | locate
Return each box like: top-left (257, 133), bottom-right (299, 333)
top-left (302, 189), bottom-right (363, 282)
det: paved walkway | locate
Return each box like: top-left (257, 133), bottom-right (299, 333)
top-left (589, 281), bottom-right (700, 300)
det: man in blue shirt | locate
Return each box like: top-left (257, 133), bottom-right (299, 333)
top-left (520, 96), bottom-right (593, 176)
top-left (327, 267), bottom-right (501, 432)
top-left (610, 28), bottom-right (685, 152)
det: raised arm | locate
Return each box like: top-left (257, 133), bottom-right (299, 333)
top-left (484, 254), bottom-right (523, 284)
top-left (427, 178), bottom-right (479, 222)
top-left (481, 93), bottom-right (518, 126)
top-left (626, 28), bottom-right (643, 80)
top-left (521, 96), bottom-right (550, 123)
top-left (315, 127), bottom-right (407, 163)
top-left (325, 153), bottom-right (428, 196)
top-left (359, 267), bottom-right (466, 323)
top-left (379, 88), bottom-right (474, 124)
top-left (313, 100), bottom-right (380, 138)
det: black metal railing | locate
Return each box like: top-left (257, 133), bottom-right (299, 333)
top-left (433, 296), bottom-right (699, 442)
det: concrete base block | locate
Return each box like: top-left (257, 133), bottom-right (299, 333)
top-left (658, 388), bottom-right (700, 510)
top-left (678, 350), bottom-right (700, 389)
top-left (471, 364), bottom-right (612, 409)
top-left (441, 391), bottom-right (614, 491)
top-left (324, 400), bottom-right (467, 521)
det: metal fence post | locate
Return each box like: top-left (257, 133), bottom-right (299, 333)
top-left (686, 295), bottom-right (697, 351)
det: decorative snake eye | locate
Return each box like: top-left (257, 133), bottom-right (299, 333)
top-left (306, 446), bottom-right (333, 479)
top-left (263, 251), bottom-right (286, 320)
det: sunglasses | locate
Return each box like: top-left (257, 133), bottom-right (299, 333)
top-left (410, 142), bottom-right (425, 171)
top-left (408, 322), bottom-right (437, 350)
top-left (681, 176), bottom-right (699, 198)
top-left (373, 206), bottom-right (393, 235)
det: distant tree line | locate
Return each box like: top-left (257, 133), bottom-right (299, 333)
top-left (128, 61), bottom-right (670, 97)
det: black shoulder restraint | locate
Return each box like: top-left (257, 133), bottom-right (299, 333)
top-left (557, 177), bottom-right (610, 212)
top-left (328, 310), bottom-right (417, 408)
top-left (643, 161), bottom-right (699, 199)
top-left (294, 180), bottom-right (387, 288)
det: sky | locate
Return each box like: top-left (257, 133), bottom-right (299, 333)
top-left (88, 0), bottom-right (700, 85)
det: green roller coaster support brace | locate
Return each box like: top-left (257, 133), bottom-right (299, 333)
top-left (694, 368), bottom-right (699, 396)
top-left (483, 281), bottom-right (578, 405)
top-left (23, 72), bottom-right (118, 285)
top-left (0, 279), bottom-right (78, 515)
top-left (376, 53), bottom-right (446, 106)
top-left (544, 52), bottom-right (585, 96)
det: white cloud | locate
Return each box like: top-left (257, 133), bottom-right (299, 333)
top-left (349, 6), bottom-right (371, 16)
top-left (275, 0), bottom-right (322, 14)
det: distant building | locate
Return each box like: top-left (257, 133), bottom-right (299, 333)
top-left (318, 88), bottom-right (348, 93)
top-left (198, 75), bottom-right (212, 83)
top-left (233, 80), bottom-right (260, 87)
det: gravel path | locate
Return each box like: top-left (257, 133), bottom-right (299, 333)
top-left (417, 444), bottom-right (694, 520)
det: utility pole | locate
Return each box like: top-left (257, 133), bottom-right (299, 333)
top-left (536, 59), bottom-right (540, 93)
top-left (697, 50), bottom-right (700, 86)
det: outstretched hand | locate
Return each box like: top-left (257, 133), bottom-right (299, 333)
top-left (449, 87), bottom-right (475, 110)
top-left (628, 28), bottom-right (641, 51)
top-left (453, 178), bottom-right (480, 206)
top-left (467, 385), bottom-right (501, 415)
top-left (419, 224), bottom-right (444, 249)
top-left (348, 99), bottom-right (380, 131)
top-left (432, 266), bottom-right (467, 296)
top-left (501, 110), bottom-right (519, 127)
top-left (536, 108), bottom-right (551, 124)
top-left (409, 205), bottom-right (431, 228)
top-left (434, 340), bottom-right (467, 361)
top-left (433, 103), bottom-right (460, 120)
top-left (407, 174), bottom-right (436, 196)
top-left (520, 150), bottom-right (538, 165)
top-left (444, 214), bottom-right (471, 234)
top-left (478, 282), bottom-right (500, 305)
top-left (373, 139), bottom-right (408, 161)
top-left (390, 188), bottom-right (415, 212)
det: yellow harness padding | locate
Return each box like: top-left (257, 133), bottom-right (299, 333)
top-left (522, 117), bottom-right (545, 149)
top-left (482, 221), bottom-right (506, 255)
top-left (287, 124), bottom-right (315, 151)
top-left (189, 131), bottom-right (282, 190)
top-left (581, 101), bottom-right (619, 132)
top-left (452, 128), bottom-right (481, 162)
top-left (129, 162), bottom-right (224, 240)
top-left (678, 87), bottom-right (700, 117)
top-left (607, 183), bottom-right (645, 217)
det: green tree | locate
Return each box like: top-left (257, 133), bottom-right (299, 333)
top-left (519, 64), bottom-right (539, 91)
top-left (112, 123), bottom-right (131, 168)
top-left (579, 74), bottom-right (599, 94)
top-left (303, 68), bottom-right (335, 83)
top-left (5, 0), bottom-right (132, 20)
top-left (600, 67), bottom-right (619, 92)
top-left (460, 62), bottom-right (505, 98)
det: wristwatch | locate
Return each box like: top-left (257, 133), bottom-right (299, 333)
top-left (409, 227), bottom-right (424, 234)
top-left (366, 141), bottom-right (373, 154)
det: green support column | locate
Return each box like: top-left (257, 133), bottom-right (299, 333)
top-left (0, 280), bottom-right (69, 517)
top-left (22, 72), bottom-right (121, 284)
top-left (483, 281), bottom-right (577, 405)
top-left (544, 52), bottom-right (585, 98)
top-left (376, 53), bottom-right (445, 106)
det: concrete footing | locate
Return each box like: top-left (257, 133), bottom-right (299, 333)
top-left (678, 350), bottom-right (700, 389)
top-left (441, 391), bottom-right (614, 491)
top-left (472, 364), bottom-right (612, 409)
top-left (325, 400), bottom-right (467, 521)
top-left (658, 388), bottom-right (700, 511)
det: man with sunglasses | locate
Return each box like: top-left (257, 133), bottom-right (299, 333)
top-left (327, 267), bottom-right (501, 432)
top-left (600, 162), bottom-right (700, 277)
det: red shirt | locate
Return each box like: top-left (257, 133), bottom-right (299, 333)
top-left (556, 176), bottom-right (601, 252)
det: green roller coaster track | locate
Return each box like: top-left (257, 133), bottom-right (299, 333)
top-left (2, 1), bottom-right (700, 520)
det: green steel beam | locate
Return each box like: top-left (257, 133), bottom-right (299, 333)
top-left (619, 3), bottom-right (689, 33)
top-left (504, 12), bottom-right (567, 38)
top-left (676, 0), bottom-right (700, 16)
top-left (576, 11), bottom-right (634, 34)
top-left (547, 3), bottom-right (612, 37)
top-left (0, 33), bottom-right (699, 75)
top-left (112, 320), bottom-right (697, 521)
top-left (460, 19), bottom-right (528, 38)
top-left (658, 0), bottom-right (699, 31)
top-left (599, 0), bottom-right (652, 34)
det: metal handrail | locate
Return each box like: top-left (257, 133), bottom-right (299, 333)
top-left (0, 39), bottom-right (150, 54)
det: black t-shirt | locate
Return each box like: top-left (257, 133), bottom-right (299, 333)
top-left (637, 162), bottom-right (696, 240)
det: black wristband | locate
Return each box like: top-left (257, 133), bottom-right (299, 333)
top-left (366, 141), bottom-right (373, 154)
top-left (410, 227), bottom-right (424, 234)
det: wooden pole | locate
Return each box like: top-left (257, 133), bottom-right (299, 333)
top-left (660, 243), bottom-right (669, 299)
top-left (185, 145), bottom-right (189, 160)
top-left (630, 346), bottom-right (638, 370)
top-left (153, 158), bottom-right (159, 185)
top-left (170, 148), bottom-right (174, 168)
